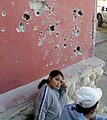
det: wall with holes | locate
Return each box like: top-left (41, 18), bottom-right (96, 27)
top-left (0, 0), bottom-right (95, 94)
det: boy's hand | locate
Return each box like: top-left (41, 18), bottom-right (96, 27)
top-left (61, 81), bottom-right (67, 88)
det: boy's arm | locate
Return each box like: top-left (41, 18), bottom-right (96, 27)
top-left (59, 81), bottom-right (67, 97)
top-left (34, 85), bottom-right (50, 120)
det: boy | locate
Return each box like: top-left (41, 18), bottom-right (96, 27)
top-left (58, 86), bottom-right (107, 120)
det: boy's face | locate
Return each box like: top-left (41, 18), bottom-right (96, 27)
top-left (48, 74), bottom-right (63, 89)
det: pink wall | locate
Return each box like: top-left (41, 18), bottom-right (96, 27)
top-left (0, 0), bottom-right (95, 94)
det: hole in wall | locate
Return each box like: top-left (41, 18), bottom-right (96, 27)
top-left (40, 31), bottom-right (43, 35)
top-left (55, 22), bottom-right (58, 26)
top-left (55, 46), bottom-right (57, 49)
top-left (63, 43), bottom-right (67, 48)
top-left (26, 21), bottom-right (29, 25)
top-left (54, 0), bottom-right (56, 3)
top-left (73, 9), bottom-right (76, 13)
top-left (1, 27), bottom-right (5, 32)
top-left (74, 46), bottom-right (82, 56)
top-left (56, 31), bottom-right (60, 37)
top-left (19, 22), bottom-right (24, 26)
top-left (51, 6), bottom-right (54, 12)
top-left (25, 9), bottom-right (29, 12)
top-left (64, 38), bottom-right (67, 41)
top-left (37, 11), bottom-right (40, 15)
top-left (50, 25), bottom-right (55, 32)
top-left (2, 11), bottom-right (7, 17)
top-left (23, 13), bottom-right (30, 20)
top-left (77, 46), bottom-right (80, 51)
top-left (78, 10), bottom-right (83, 16)
top-left (55, 44), bottom-right (60, 49)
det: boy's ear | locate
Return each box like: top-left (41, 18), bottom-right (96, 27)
top-left (90, 108), bottom-right (96, 115)
top-left (48, 76), bottom-right (51, 81)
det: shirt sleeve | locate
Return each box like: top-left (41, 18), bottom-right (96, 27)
top-left (94, 113), bottom-right (107, 120)
top-left (59, 86), bottom-right (67, 97)
top-left (58, 87), bottom-right (67, 110)
top-left (34, 85), bottom-right (51, 120)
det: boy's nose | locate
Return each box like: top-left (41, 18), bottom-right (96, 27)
top-left (58, 82), bottom-right (61, 85)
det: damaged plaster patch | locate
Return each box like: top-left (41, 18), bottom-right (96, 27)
top-left (29, 0), bottom-right (50, 16)
top-left (45, 63), bottom-right (49, 67)
top-left (11, 1), bottom-right (15, 5)
top-left (49, 61), bottom-right (53, 66)
top-left (33, 26), bottom-right (38, 31)
top-left (75, 27), bottom-right (80, 37)
top-left (49, 39), bottom-right (54, 44)
top-left (55, 20), bottom-right (60, 26)
top-left (43, 50), bottom-right (49, 60)
top-left (72, 25), bottom-right (80, 37)
top-left (38, 33), bottom-right (47, 46)
top-left (45, 61), bottom-right (53, 68)
top-left (72, 8), bottom-right (83, 21)
top-left (41, 20), bottom-right (46, 25)
top-left (16, 21), bottom-right (26, 32)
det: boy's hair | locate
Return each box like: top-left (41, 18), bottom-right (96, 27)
top-left (76, 101), bottom-right (98, 115)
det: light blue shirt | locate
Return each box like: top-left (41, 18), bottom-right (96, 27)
top-left (57, 103), bottom-right (107, 120)
top-left (33, 84), bottom-right (67, 120)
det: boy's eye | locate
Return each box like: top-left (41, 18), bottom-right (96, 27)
top-left (55, 79), bottom-right (63, 83)
top-left (55, 78), bottom-right (59, 81)
top-left (60, 81), bottom-right (63, 83)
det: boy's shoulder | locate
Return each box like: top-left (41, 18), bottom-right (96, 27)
top-left (64, 103), bottom-right (76, 110)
